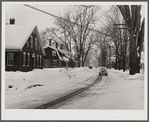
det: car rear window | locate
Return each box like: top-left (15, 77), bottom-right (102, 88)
top-left (100, 68), bottom-right (107, 71)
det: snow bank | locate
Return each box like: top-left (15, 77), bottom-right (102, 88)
top-left (5, 67), bottom-right (99, 109)
top-left (5, 67), bottom-right (144, 109)
top-left (110, 68), bottom-right (144, 81)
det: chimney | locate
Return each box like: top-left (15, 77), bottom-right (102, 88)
top-left (59, 44), bottom-right (62, 49)
top-left (56, 42), bottom-right (58, 49)
top-left (49, 39), bottom-right (52, 46)
top-left (10, 18), bottom-right (15, 24)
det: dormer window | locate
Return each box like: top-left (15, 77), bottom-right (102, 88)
top-left (30, 36), bottom-right (33, 49)
top-left (35, 38), bottom-right (37, 50)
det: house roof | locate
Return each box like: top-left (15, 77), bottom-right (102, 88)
top-left (58, 49), bottom-right (69, 54)
top-left (62, 56), bottom-right (69, 62)
top-left (6, 25), bottom-right (34, 50)
top-left (58, 49), bottom-right (71, 58)
top-left (5, 25), bottom-right (46, 55)
top-left (45, 45), bottom-right (57, 51)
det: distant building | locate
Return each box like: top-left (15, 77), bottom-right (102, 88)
top-left (58, 48), bottom-right (76, 68)
top-left (43, 39), bottom-right (75, 68)
top-left (5, 25), bottom-right (46, 72)
top-left (43, 45), bottom-right (64, 68)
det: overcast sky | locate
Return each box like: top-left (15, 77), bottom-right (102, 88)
top-left (5, 4), bottom-right (69, 32)
top-left (4, 2), bottom-right (146, 33)
top-left (4, 2), bottom-right (114, 33)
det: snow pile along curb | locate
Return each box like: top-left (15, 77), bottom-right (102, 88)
top-left (5, 67), bottom-right (98, 109)
top-left (110, 69), bottom-right (144, 80)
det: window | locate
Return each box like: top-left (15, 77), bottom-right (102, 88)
top-left (26, 41), bottom-right (29, 48)
top-left (7, 53), bottom-right (14, 66)
top-left (40, 55), bottom-right (42, 66)
top-left (37, 55), bottom-right (39, 66)
top-left (30, 36), bottom-right (33, 49)
top-left (53, 60), bottom-right (57, 67)
top-left (23, 52), bottom-right (26, 66)
top-left (35, 38), bottom-right (37, 50)
top-left (32, 53), bottom-right (35, 68)
top-left (27, 53), bottom-right (30, 66)
top-left (52, 51), bottom-right (56, 56)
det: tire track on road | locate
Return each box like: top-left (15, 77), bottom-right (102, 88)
top-left (35, 76), bottom-right (102, 109)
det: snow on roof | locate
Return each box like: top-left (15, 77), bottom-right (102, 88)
top-left (46, 45), bottom-right (57, 51)
top-left (5, 25), bottom-right (46, 56)
top-left (43, 40), bottom-right (50, 49)
top-left (58, 49), bottom-right (71, 58)
top-left (56, 50), bottom-right (63, 60)
top-left (34, 26), bottom-right (46, 56)
top-left (58, 49), bottom-right (68, 54)
top-left (62, 56), bottom-right (69, 62)
top-left (5, 25), bottom-right (35, 50)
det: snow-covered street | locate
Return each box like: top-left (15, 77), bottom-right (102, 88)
top-left (5, 67), bottom-right (144, 109)
top-left (52, 69), bottom-right (144, 109)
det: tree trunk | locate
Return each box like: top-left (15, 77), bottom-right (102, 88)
top-left (129, 33), bottom-right (138, 75)
top-left (122, 57), bottom-right (126, 72)
top-left (118, 57), bottom-right (121, 70)
top-left (136, 56), bottom-right (140, 73)
top-left (115, 56), bottom-right (118, 70)
top-left (77, 55), bottom-right (81, 67)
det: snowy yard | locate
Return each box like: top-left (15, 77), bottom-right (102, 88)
top-left (5, 67), bottom-right (99, 109)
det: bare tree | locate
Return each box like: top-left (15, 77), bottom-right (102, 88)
top-left (50, 5), bottom-right (100, 67)
top-left (41, 27), bottom-right (71, 52)
top-left (95, 32), bottom-right (110, 67)
top-left (100, 6), bottom-right (130, 71)
top-left (118, 5), bottom-right (145, 75)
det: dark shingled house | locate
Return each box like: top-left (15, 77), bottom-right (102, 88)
top-left (5, 25), bottom-right (46, 72)
top-left (43, 39), bottom-right (76, 68)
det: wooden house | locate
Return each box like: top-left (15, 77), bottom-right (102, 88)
top-left (43, 40), bottom-right (68, 68)
top-left (5, 25), bottom-right (46, 72)
top-left (43, 39), bottom-right (75, 68)
top-left (43, 46), bottom-right (63, 68)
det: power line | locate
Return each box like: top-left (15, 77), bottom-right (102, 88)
top-left (24, 4), bottom-right (109, 36)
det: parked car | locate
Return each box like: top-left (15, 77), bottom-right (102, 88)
top-left (99, 67), bottom-right (108, 76)
top-left (89, 66), bottom-right (92, 69)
